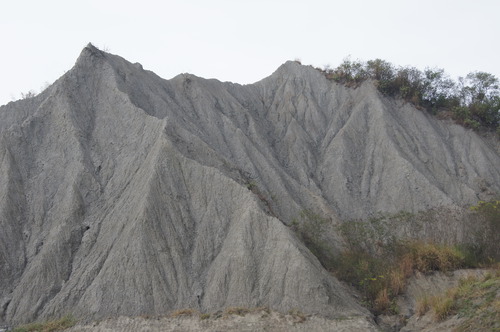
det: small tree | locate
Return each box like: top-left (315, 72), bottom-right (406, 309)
top-left (366, 59), bottom-right (395, 94)
top-left (319, 57), bottom-right (500, 133)
top-left (456, 72), bottom-right (500, 129)
top-left (329, 57), bottom-right (367, 86)
top-left (393, 66), bottom-right (424, 104)
top-left (421, 68), bottom-right (457, 112)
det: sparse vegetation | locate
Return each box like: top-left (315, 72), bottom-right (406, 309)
top-left (289, 207), bottom-right (499, 315)
top-left (244, 179), bottom-right (277, 217)
top-left (287, 308), bottom-right (307, 323)
top-left (170, 308), bottom-right (198, 318)
top-left (405, 241), bottom-right (466, 273)
top-left (431, 296), bottom-right (455, 321)
top-left (416, 271), bottom-right (500, 330)
top-left (316, 57), bottom-right (500, 135)
top-left (221, 306), bottom-right (272, 319)
top-left (470, 198), bottom-right (500, 260)
top-left (224, 307), bottom-right (250, 316)
top-left (254, 306), bottom-right (271, 318)
top-left (416, 295), bottom-right (431, 317)
top-left (12, 315), bottom-right (76, 332)
top-left (331, 240), bottom-right (486, 314)
top-left (246, 180), bottom-right (257, 191)
top-left (290, 210), bottom-right (334, 266)
top-left (470, 199), bottom-right (500, 231)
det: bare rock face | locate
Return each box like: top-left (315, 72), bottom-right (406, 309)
top-left (0, 44), bottom-right (499, 326)
top-left (66, 310), bottom-right (380, 332)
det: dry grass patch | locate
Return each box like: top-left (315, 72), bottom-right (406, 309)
top-left (13, 315), bottom-right (76, 332)
top-left (331, 240), bottom-right (482, 315)
top-left (416, 296), bottom-right (431, 317)
top-left (224, 307), bottom-right (250, 317)
top-left (388, 269), bottom-right (406, 295)
top-left (374, 288), bottom-right (391, 313)
top-left (415, 271), bottom-right (500, 330)
top-left (406, 242), bottom-right (465, 273)
top-left (199, 313), bottom-right (210, 320)
top-left (431, 296), bottom-right (455, 321)
top-left (170, 308), bottom-right (198, 318)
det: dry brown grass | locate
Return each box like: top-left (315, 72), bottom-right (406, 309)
top-left (431, 296), bottom-right (455, 321)
top-left (224, 307), bottom-right (250, 317)
top-left (330, 239), bottom-right (478, 315)
top-left (407, 242), bottom-right (464, 273)
top-left (374, 288), bottom-right (390, 313)
top-left (388, 269), bottom-right (405, 295)
top-left (398, 254), bottom-right (414, 278)
top-left (416, 296), bottom-right (431, 317)
top-left (416, 294), bottom-right (454, 321)
top-left (415, 271), bottom-right (500, 329)
top-left (170, 308), bottom-right (198, 318)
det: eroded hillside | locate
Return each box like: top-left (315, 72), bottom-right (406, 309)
top-left (0, 44), bottom-right (499, 328)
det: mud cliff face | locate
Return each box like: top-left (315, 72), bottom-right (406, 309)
top-left (0, 44), bottom-right (499, 326)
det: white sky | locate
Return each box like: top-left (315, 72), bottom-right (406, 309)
top-left (1, 0), bottom-right (499, 106)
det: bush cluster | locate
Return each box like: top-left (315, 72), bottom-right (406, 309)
top-left (319, 58), bottom-right (500, 134)
top-left (291, 208), bottom-right (499, 315)
top-left (331, 241), bottom-right (481, 314)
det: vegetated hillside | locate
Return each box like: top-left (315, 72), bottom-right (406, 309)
top-left (316, 57), bottom-right (500, 134)
top-left (0, 44), bottom-right (499, 328)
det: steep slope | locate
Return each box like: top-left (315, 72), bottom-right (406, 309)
top-left (0, 45), bottom-right (367, 325)
top-left (0, 44), bottom-right (499, 326)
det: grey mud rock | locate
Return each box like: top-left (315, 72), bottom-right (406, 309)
top-left (0, 44), bottom-right (499, 326)
top-left (67, 311), bottom-right (379, 332)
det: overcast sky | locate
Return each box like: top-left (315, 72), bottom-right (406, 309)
top-left (1, 0), bottom-right (499, 106)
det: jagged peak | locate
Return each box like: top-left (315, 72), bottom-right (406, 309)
top-left (85, 42), bottom-right (99, 52)
top-left (74, 43), bottom-right (107, 69)
top-left (83, 43), bottom-right (106, 57)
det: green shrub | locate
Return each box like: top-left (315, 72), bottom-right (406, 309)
top-left (404, 241), bottom-right (465, 273)
top-left (470, 199), bottom-right (500, 260)
top-left (246, 180), bottom-right (257, 190)
top-left (470, 200), bottom-right (500, 225)
top-left (290, 210), bottom-right (334, 268)
top-left (464, 118), bottom-right (480, 129)
top-left (327, 57), bottom-right (368, 87)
